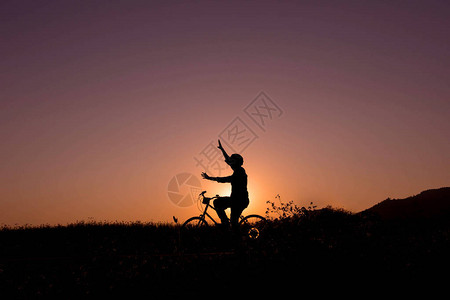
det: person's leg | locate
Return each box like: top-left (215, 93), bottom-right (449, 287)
top-left (213, 197), bottom-right (231, 225)
top-left (230, 206), bottom-right (244, 228)
top-left (230, 198), bottom-right (249, 228)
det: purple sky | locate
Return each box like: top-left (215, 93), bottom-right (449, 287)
top-left (1, 0), bottom-right (449, 225)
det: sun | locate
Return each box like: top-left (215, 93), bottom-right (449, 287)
top-left (246, 181), bottom-right (268, 215)
top-left (214, 185), bottom-right (231, 197)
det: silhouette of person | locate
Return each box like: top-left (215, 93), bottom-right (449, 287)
top-left (201, 140), bottom-right (249, 228)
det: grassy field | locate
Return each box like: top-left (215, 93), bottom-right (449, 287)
top-left (1, 206), bottom-right (449, 297)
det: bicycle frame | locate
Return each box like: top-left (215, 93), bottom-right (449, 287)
top-left (199, 196), bottom-right (220, 225)
top-left (198, 192), bottom-right (246, 225)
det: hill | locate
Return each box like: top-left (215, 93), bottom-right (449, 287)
top-left (362, 187), bottom-right (450, 219)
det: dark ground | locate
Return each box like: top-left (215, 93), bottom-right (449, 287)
top-left (1, 208), bottom-right (449, 298)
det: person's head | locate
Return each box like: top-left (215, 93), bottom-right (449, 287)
top-left (226, 153), bottom-right (244, 169)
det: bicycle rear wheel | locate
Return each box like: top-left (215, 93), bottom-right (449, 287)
top-left (239, 215), bottom-right (266, 240)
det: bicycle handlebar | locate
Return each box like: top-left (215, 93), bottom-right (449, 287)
top-left (198, 191), bottom-right (221, 204)
top-left (198, 191), bottom-right (220, 198)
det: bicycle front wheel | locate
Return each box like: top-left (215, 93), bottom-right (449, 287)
top-left (181, 216), bottom-right (208, 229)
top-left (239, 215), bottom-right (266, 240)
top-left (180, 217), bottom-right (209, 253)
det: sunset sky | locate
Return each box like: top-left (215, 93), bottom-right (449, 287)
top-left (1, 0), bottom-right (449, 226)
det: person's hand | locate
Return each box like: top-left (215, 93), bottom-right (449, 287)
top-left (217, 139), bottom-right (223, 150)
top-left (201, 172), bottom-right (210, 180)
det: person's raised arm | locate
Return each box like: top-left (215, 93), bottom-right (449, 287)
top-left (201, 172), bottom-right (232, 183)
top-left (217, 139), bottom-right (230, 162)
top-left (201, 172), bottom-right (212, 180)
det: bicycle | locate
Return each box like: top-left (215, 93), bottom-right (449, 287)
top-left (181, 191), bottom-right (266, 240)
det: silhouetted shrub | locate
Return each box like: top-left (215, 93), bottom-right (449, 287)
top-left (265, 194), bottom-right (317, 221)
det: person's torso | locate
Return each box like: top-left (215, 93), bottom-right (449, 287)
top-left (230, 167), bottom-right (248, 199)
